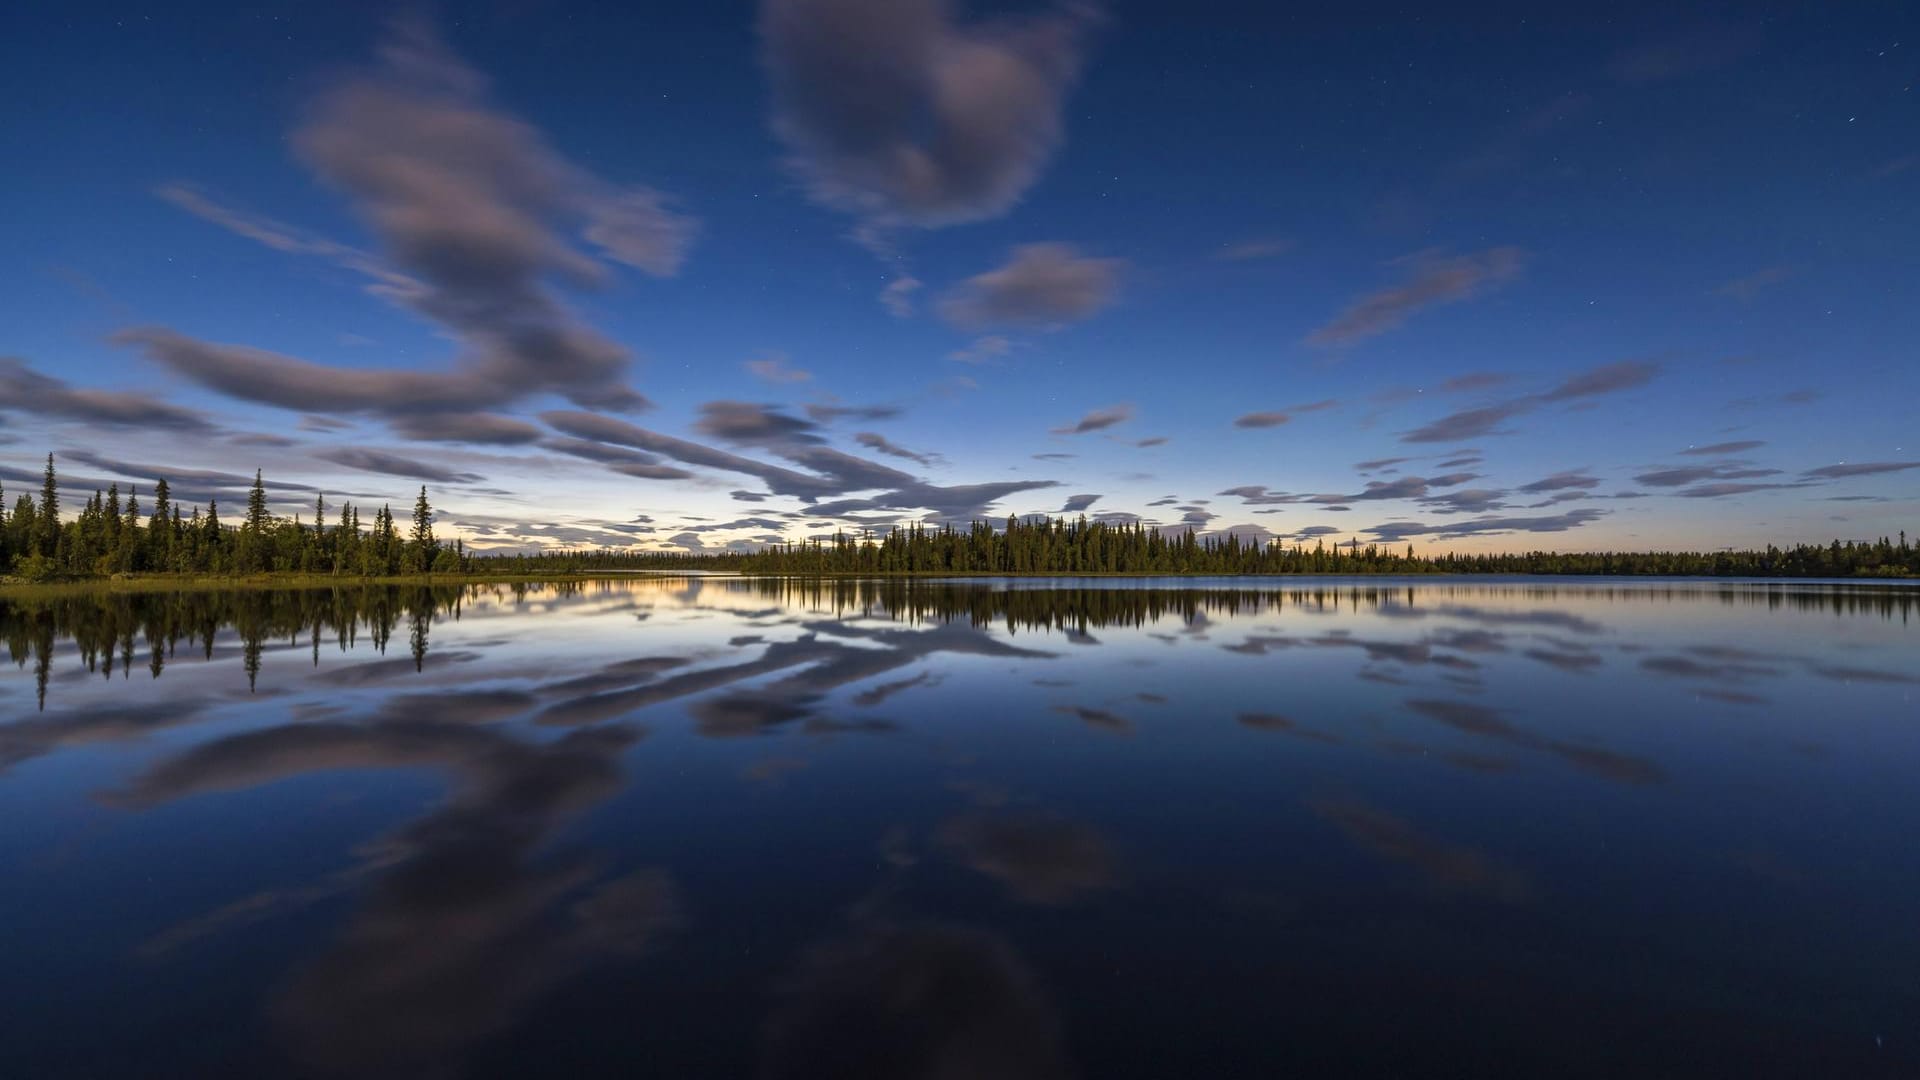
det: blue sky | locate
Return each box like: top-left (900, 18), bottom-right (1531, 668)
top-left (2, 1), bottom-right (1915, 552)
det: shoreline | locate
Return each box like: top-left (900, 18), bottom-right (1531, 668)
top-left (3, 568), bottom-right (1916, 599)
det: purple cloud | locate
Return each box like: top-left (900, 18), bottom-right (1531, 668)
top-left (938, 244), bottom-right (1124, 330)
top-left (759, 0), bottom-right (1099, 229)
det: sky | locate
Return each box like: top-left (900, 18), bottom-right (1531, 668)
top-left (2, 0), bottom-right (1916, 554)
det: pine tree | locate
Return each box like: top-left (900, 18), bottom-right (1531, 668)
top-left (241, 470), bottom-right (269, 572)
top-left (405, 486), bottom-right (437, 573)
top-left (150, 479), bottom-right (173, 569)
top-left (36, 453), bottom-right (59, 558)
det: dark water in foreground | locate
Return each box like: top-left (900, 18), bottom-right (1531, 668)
top-left (2, 576), bottom-right (1917, 1078)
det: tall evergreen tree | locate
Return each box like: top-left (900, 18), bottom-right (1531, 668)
top-left (36, 453), bottom-right (59, 558)
top-left (406, 486), bottom-right (437, 573)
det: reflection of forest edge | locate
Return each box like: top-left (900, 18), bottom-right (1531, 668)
top-left (5, 577), bottom-right (1914, 710)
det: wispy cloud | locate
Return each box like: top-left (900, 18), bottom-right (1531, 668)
top-left (1401, 360), bottom-right (1660, 444)
top-left (0, 356), bottom-right (212, 432)
top-left (1715, 266), bottom-right (1790, 302)
top-left (745, 353), bottom-right (813, 384)
top-left (938, 244), bottom-right (1124, 330)
top-left (855, 431), bottom-right (939, 467)
top-left (1308, 247), bottom-right (1524, 346)
top-left (1679, 440), bottom-right (1765, 456)
top-left (138, 19), bottom-right (694, 430)
top-left (1362, 508), bottom-right (1607, 541)
top-left (316, 447), bottom-right (485, 484)
top-left (1050, 404), bottom-right (1134, 436)
top-left (948, 335), bottom-right (1013, 365)
top-left (1801, 461), bottom-right (1920, 480)
top-left (1233, 412), bottom-right (1291, 429)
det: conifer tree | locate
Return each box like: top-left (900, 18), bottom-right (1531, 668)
top-left (36, 454), bottom-right (59, 558)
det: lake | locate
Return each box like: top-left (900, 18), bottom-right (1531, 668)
top-left (2, 576), bottom-right (1916, 1078)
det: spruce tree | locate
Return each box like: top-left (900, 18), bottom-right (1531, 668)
top-left (36, 453), bottom-right (59, 558)
top-left (242, 470), bottom-right (269, 571)
top-left (407, 486), bottom-right (436, 573)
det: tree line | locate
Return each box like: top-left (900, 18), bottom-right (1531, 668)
top-left (7, 452), bottom-right (1914, 581)
top-left (3, 454), bottom-right (469, 581)
top-left (505, 516), bottom-right (1920, 578)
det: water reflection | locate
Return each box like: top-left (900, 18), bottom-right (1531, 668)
top-left (1, 575), bottom-right (1916, 1077)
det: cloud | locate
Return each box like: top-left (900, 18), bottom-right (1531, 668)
top-left (1233, 412), bottom-right (1290, 429)
top-left (1356, 456), bottom-right (1415, 471)
top-left (1401, 360), bottom-right (1660, 444)
top-left (1400, 399), bottom-right (1533, 444)
top-left (387, 412), bottom-right (544, 445)
top-left (758, 0), bottom-right (1099, 229)
top-left (540, 409), bottom-right (1053, 520)
top-left (1362, 508), bottom-right (1606, 541)
top-left (694, 400), bottom-right (825, 447)
top-left (1716, 266), bottom-right (1790, 301)
top-left (50, 451), bottom-right (326, 506)
top-left (1216, 485), bottom-right (1298, 506)
top-left (1417, 488), bottom-right (1511, 514)
top-left (315, 447), bottom-right (485, 484)
top-left (1060, 494), bottom-right (1100, 513)
top-left (745, 354), bottom-right (813, 384)
top-left (854, 431), bottom-right (938, 467)
top-left (120, 328), bottom-right (506, 414)
top-left (1517, 470), bottom-right (1601, 493)
top-left (938, 244), bottom-right (1123, 330)
top-left (1801, 461), bottom-right (1920, 480)
top-left (143, 21), bottom-right (692, 428)
top-left (1538, 360), bottom-right (1660, 402)
top-left (1308, 247), bottom-right (1524, 345)
top-left (1634, 463), bottom-right (1781, 487)
top-left (1049, 404), bottom-right (1133, 435)
top-left (1680, 440), bottom-right (1765, 456)
top-left (1134, 436), bottom-right (1167, 447)
top-left (1352, 476), bottom-right (1431, 501)
top-left (947, 335), bottom-right (1013, 364)
top-left (805, 401), bottom-right (903, 423)
top-left (1672, 482), bottom-right (1811, 498)
top-left (1234, 398), bottom-right (1337, 429)
top-left (228, 432), bottom-right (299, 448)
top-left (879, 275), bottom-right (922, 317)
top-left (0, 356), bottom-right (212, 432)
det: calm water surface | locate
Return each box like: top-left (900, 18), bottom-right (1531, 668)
top-left (2, 576), bottom-right (1917, 1078)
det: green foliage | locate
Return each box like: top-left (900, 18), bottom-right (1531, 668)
top-left (5, 453), bottom-right (476, 581)
top-left (11, 552), bottom-right (58, 583)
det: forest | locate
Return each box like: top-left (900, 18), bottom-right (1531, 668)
top-left (498, 516), bottom-right (1920, 578)
top-left (2, 454), bottom-right (468, 581)
top-left (3, 453), bottom-right (1916, 582)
